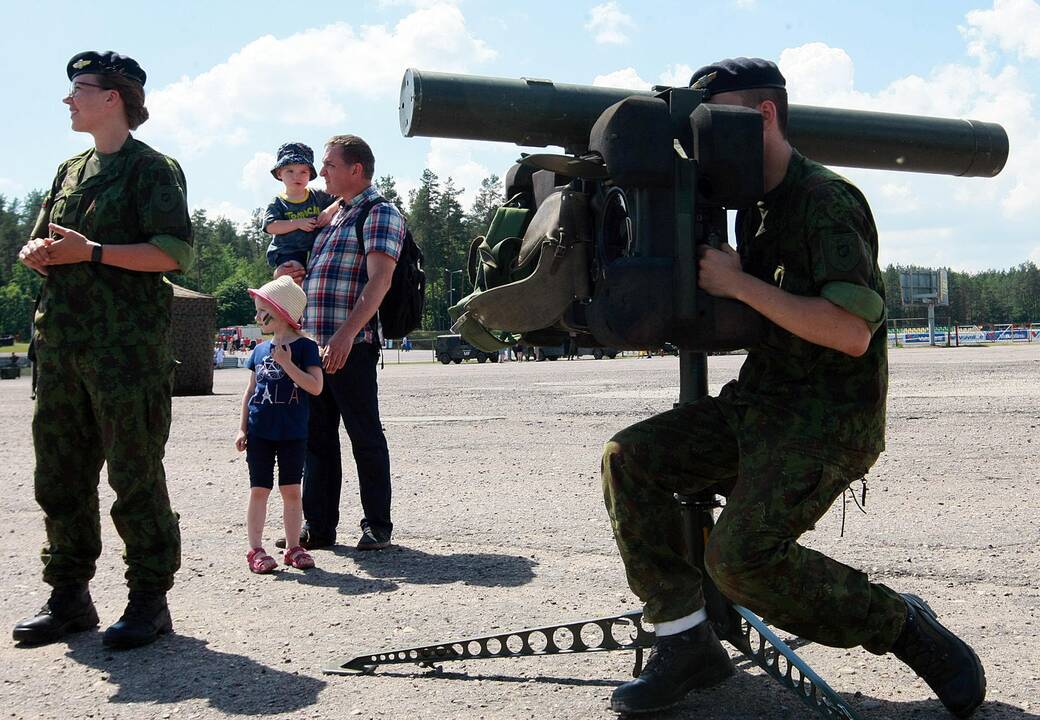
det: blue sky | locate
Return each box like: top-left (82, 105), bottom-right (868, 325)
top-left (2, 0), bottom-right (1037, 271)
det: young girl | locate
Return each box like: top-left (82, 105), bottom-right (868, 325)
top-left (235, 276), bottom-right (324, 573)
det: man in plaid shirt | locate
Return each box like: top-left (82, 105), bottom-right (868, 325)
top-left (275, 134), bottom-right (405, 551)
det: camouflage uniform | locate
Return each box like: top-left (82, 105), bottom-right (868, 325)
top-left (30, 137), bottom-right (192, 592)
top-left (603, 151), bottom-right (907, 655)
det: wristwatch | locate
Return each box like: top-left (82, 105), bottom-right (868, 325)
top-left (90, 243), bottom-right (103, 263)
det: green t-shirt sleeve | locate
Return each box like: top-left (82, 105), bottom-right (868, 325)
top-left (821, 281), bottom-right (886, 332)
top-left (149, 234), bottom-right (194, 272)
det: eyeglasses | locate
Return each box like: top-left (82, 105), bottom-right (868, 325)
top-left (66, 81), bottom-right (106, 99)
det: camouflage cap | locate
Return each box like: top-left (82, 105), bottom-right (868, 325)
top-left (271, 142), bottom-right (317, 181)
top-left (67, 51), bottom-right (146, 86)
top-left (689, 57), bottom-right (785, 98)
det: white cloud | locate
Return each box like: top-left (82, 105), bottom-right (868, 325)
top-left (593, 63), bottom-right (693, 90)
top-left (195, 199), bottom-right (255, 228)
top-left (426, 138), bottom-right (492, 210)
top-left (139, 4), bottom-right (494, 157)
top-left (586, 2), bottom-right (635, 45)
top-left (878, 182), bottom-right (920, 213)
top-left (658, 64), bottom-right (694, 88)
top-left (394, 177), bottom-right (419, 205)
top-left (592, 68), bottom-right (650, 90)
top-left (0, 177), bottom-right (25, 198)
top-left (1029, 245), bottom-right (1040, 265)
top-left (779, 43), bottom-right (861, 107)
top-left (378, 0), bottom-right (455, 6)
top-left (878, 227), bottom-right (957, 268)
top-left (963, 0), bottom-right (1040, 61)
top-left (779, 37), bottom-right (1039, 236)
top-left (734, 0), bottom-right (757, 7)
top-left (241, 152), bottom-right (278, 200)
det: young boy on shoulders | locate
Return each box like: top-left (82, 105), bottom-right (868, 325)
top-left (263, 142), bottom-right (340, 268)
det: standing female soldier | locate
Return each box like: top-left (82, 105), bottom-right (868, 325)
top-left (14, 52), bottom-right (193, 649)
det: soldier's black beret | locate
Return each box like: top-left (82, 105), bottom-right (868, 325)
top-left (67, 51), bottom-right (147, 87)
top-left (689, 57), bottom-right (785, 98)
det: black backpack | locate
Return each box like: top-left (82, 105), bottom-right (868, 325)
top-left (355, 196), bottom-right (426, 340)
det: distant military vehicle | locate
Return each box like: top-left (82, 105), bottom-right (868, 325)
top-left (435, 334), bottom-right (499, 364)
top-left (575, 346), bottom-right (619, 359)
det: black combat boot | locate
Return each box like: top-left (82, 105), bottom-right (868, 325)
top-left (102, 590), bottom-right (173, 649)
top-left (12, 584), bottom-right (99, 645)
top-left (891, 594), bottom-right (986, 718)
top-left (610, 621), bottom-right (734, 714)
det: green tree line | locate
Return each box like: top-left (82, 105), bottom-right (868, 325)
top-left (1, 184), bottom-right (1037, 339)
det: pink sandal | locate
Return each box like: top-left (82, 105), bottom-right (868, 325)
top-left (284, 546), bottom-right (315, 569)
top-left (247, 547), bottom-right (278, 574)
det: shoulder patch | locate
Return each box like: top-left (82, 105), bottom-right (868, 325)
top-left (825, 232), bottom-right (863, 273)
top-left (152, 185), bottom-right (181, 214)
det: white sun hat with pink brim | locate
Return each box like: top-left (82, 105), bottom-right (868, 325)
top-left (248, 275), bottom-right (307, 330)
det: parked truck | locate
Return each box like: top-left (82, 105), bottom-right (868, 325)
top-left (435, 334), bottom-right (499, 364)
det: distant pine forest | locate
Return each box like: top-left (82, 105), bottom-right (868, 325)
top-left (2, 174), bottom-right (1038, 339)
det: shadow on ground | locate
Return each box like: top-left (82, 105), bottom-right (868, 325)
top-left (337, 543), bottom-right (538, 587)
top-left (271, 564), bottom-right (399, 595)
top-left (65, 632), bottom-right (326, 715)
top-left (363, 659), bottom-right (1037, 720)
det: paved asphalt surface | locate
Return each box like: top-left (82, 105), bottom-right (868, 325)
top-left (0, 344), bottom-right (1037, 719)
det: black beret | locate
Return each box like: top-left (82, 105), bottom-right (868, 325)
top-left (67, 51), bottom-right (147, 87)
top-left (689, 57), bottom-right (785, 98)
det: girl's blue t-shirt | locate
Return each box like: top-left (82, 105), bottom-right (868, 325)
top-left (245, 337), bottom-right (322, 440)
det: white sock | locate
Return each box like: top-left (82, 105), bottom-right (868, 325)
top-left (654, 608), bottom-right (708, 637)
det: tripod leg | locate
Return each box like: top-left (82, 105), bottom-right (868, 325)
top-left (676, 492), bottom-right (745, 647)
top-left (324, 609), bottom-right (655, 675)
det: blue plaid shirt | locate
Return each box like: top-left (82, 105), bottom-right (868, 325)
top-left (302, 184), bottom-right (406, 346)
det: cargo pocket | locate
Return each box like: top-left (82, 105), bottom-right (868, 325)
top-left (779, 461), bottom-right (855, 537)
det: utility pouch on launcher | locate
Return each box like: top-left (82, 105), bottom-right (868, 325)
top-left (450, 189), bottom-right (593, 351)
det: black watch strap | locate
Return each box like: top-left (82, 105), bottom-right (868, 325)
top-left (91, 244), bottom-right (103, 263)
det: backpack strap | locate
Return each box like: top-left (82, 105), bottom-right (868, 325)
top-left (353, 195), bottom-right (390, 255)
top-left (353, 195), bottom-right (392, 338)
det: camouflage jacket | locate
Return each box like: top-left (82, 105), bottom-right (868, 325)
top-left (31, 137), bottom-right (193, 348)
top-left (722, 150), bottom-right (887, 463)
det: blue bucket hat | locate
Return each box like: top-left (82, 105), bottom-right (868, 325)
top-left (271, 142), bottom-right (317, 181)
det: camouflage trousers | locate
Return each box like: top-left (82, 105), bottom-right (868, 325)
top-left (32, 342), bottom-right (181, 592)
top-left (602, 395), bottom-right (906, 655)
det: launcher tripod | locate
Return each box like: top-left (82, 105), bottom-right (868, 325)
top-left (325, 351), bottom-right (863, 720)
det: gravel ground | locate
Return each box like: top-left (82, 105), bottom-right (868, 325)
top-left (0, 344), bottom-right (1038, 720)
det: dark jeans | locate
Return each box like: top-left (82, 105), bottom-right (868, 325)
top-left (303, 342), bottom-right (391, 542)
top-left (246, 435), bottom-right (306, 489)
